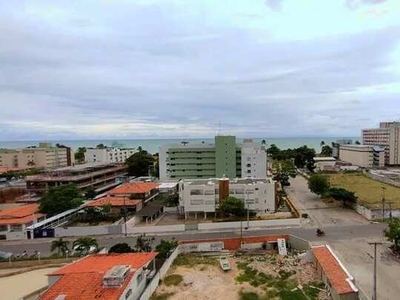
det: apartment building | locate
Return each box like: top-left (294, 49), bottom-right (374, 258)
top-left (0, 143), bottom-right (73, 169)
top-left (339, 145), bottom-right (385, 168)
top-left (85, 147), bottom-right (136, 163)
top-left (26, 163), bottom-right (127, 194)
top-left (362, 122), bottom-right (400, 165)
top-left (41, 253), bottom-right (158, 300)
top-left (178, 177), bottom-right (276, 218)
top-left (159, 136), bottom-right (267, 180)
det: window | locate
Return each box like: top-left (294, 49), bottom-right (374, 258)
top-left (190, 199), bottom-right (204, 205)
top-left (205, 190), bottom-right (214, 195)
top-left (10, 224), bottom-right (22, 231)
top-left (190, 189), bottom-right (203, 195)
top-left (125, 289), bottom-right (132, 299)
top-left (136, 273), bottom-right (143, 285)
top-left (0, 225), bottom-right (7, 232)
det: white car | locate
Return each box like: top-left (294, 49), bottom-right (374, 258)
top-left (72, 245), bottom-right (97, 256)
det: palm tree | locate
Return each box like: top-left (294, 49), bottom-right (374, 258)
top-left (73, 237), bottom-right (98, 255)
top-left (261, 139), bottom-right (266, 145)
top-left (320, 141), bottom-right (325, 147)
top-left (51, 238), bottom-right (70, 256)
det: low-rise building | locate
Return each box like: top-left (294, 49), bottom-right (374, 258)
top-left (85, 195), bottom-right (143, 213)
top-left (40, 252), bottom-right (158, 300)
top-left (85, 147), bottom-right (136, 163)
top-left (0, 204), bottom-right (45, 240)
top-left (179, 177), bottom-right (276, 218)
top-left (339, 145), bottom-right (385, 168)
top-left (107, 182), bottom-right (160, 203)
top-left (26, 163), bottom-right (127, 194)
top-left (314, 157), bottom-right (337, 172)
top-left (0, 143), bottom-right (74, 169)
top-left (311, 245), bottom-right (358, 300)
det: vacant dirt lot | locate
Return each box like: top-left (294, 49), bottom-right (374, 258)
top-left (329, 173), bottom-right (400, 209)
top-left (152, 253), bottom-right (328, 300)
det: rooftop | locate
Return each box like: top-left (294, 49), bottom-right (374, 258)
top-left (312, 245), bottom-right (358, 295)
top-left (50, 253), bottom-right (158, 276)
top-left (108, 182), bottom-right (160, 195)
top-left (85, 196), bottom-right (141, 207)
top-left (314, 157), bottom-right (336, 162)
top-left (183, 177), bottom-right (273, 186)
top-left (0, 204), bottom-right (45, 225)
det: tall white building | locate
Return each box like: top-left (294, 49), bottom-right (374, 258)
top-left (159, 136), bottom-right (267, 180)
top-left (178, 177), bottom-right (276, 218)
top-left (85, 148), bottom-right (136, 164)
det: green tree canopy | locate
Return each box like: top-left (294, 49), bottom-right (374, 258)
top-left (134, 234), bottom-right (155, 252)
top-left (74, 147), bottom-right (86, 163)
top-left (308, 174), bottom-right (330, 196)
top-left (266, 144), bottom-right (316, 172)
top-left (320, 145), bottom-right (333, 157)
top-left (84, 187), bottom-right (97, 200)
top-left (155, 239), bottom-right (178, 258)
top-left (355, 140), bottom-right (361, 145)
top-left (125, 147), bottom-right (155, 177)
top-left (51, 238), bottom-right (70, 256)
top-left (320, 141), bottom-right (325, 147)
top-left (273, 160), bottom-right (297, 186)
top-left (385, 218), bottom-right (400, 253)
top-left (220, 196), bottom-right (246, 218)
top-left (328, 187), bottom-right (357, 207)
top-left (109, 243), bottom-right (133, 253)
top-left (267, 144), bottom-right (281, 158)
top-left (96, 143), bottom-right (106, 149)
top-left (73, 237), bottom-right (98, 255)
top-left (39, 183), bottom-right (84, 216)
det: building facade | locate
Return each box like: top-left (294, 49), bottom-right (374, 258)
top-left (362, 122), bottom-right (400, 165)
top-left (159, 136), bottom-right (267, 180)
top-left (85, 148), bottom-right (136, 164)
top-left (0, 143), bottom-right (73, 169)
top-left (178, 178), bottom-right (276, 218)
top-left (339, 145), bottom-right (385, 168)
top-left (26, 163), bottom-right (127, 194)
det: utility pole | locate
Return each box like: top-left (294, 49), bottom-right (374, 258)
top-left (246, 191), bottom-right (250, 229)
top-left (368, 242), bottom-right (382, 300)
top-left (381, 187), bottom-right (386, 221)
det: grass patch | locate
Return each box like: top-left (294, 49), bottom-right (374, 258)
top-left (150, 293), bottom-right (175, 300)
top-left (173, 254), bottom-right (218, 267)
top-left (239, 291), bottom-right (260, 300)
top-left (329, 173), bottom-right (400, 209)
top-left (163, 274), bottom-right (183, 286)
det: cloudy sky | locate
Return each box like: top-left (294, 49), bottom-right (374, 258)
top-left (1, 0), bottom-right (400, 140)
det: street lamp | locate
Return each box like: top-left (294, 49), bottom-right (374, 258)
top-left (368, 242), bottom-right (382, 300)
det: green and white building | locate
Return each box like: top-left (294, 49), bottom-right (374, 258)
top-left (159, 136), bottom-right (267, 180)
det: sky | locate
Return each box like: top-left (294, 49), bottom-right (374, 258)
top-left (1, 0), bottom-right (400, 140)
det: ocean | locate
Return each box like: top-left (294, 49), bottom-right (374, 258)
top-left (0, 137), bottom-right (360, 154)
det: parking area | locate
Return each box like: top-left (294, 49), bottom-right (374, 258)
top-left (329, 238), bottom-right (400, 300)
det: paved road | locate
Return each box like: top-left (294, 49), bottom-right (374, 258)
top-left (0, 223), bottom-right (386, 256)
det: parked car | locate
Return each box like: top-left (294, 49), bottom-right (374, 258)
top-left (72, 245), bottom-right (97, 256)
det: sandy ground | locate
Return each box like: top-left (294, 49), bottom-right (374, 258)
top-left (154, 254), bottom-right (325, 300)
top-left (0, 267), bottom-right (58, 300)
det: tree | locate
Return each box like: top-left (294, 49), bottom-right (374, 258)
top-left (155, 239), bottom-right (178, 258)
top-left (125, 148), bottom-right (155, 177)
top-left (267, 144), bottom-right (281, 159)
top-left (308, 174), bottom-right (330, 196)
top-left (320, 141), bottom-right (325, 147)
top-left (84, 187), bottom-right (96, 200)
top-left (109, 243), bottom-right (133, 253)
top-left (134, 234), bottom-right (155, 252)
top-left (273, 160), bottom-right (297, 186)
top-left (219, 196), bottom-right (246, 218)
top-left (261, 139), bottom-right (266, 146)
top-left (51, 238), bottom-right (70, 256)
top-left (39, 183), bottom-right (84, 216)
top-left (96, 143), bottom-right (106, 149)
top-left (74, 147), bottom-right (86, 163)
top-left (385, 218), bottom-right (400, 253)
top-left (320, 145), bottom-right (333, 157)
top-left (73, 237), bottom-right (98, 254)
top-left (328, 187), bottom-right (357, 207)
top-left (355, 140), bottom-right (361, 145)
top-left (294, 145), bottom-right (316, 172)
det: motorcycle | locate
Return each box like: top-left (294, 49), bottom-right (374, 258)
top-left (316, 229), bottom-right (325, 237)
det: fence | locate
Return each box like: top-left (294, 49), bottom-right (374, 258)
top-left (55, 225), bottom-right (122, 237)
top-left (197, 218), bottom-right (301, 230)
top-left (127, 224), bottom-right (185, 234)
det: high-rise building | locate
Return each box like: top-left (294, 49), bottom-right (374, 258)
top-left (159, 136), bottom-right (267, 180)
top-left (362, 122), bottom-right (400, 165)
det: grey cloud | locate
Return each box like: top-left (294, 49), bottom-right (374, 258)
top-left (264, 0), bottom-right (284, 11)
top-left (345, 0), bottom-right (388, 10)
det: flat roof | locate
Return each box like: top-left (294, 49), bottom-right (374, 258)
top-left (51, 162), bottom-right (120, 172)
top-left (159, 182), bottom-right (179, 189)
top-left (314, 157), bottom-right (336, 161)
top-left (183, 177), bottom-right (273, 185)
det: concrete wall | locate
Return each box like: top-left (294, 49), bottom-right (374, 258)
top-left (197, 218), bottom-right (300, 230)
top-left (6, 231), bottom-right (27, 240)
top-left (288, 235), bottom-right (310, 251)
top-left (364, 171), bottom-right (400, 188)
top-left (55, 225), bottom-right (122, 237)
top-left (127, 224), bottom-right (185, 234)
top-left (355, 203), bottom-right (400, 220)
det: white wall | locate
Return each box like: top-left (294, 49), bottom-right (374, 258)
top-left (198, 218), bottom-right (300, 230)
top-left (127, 224), bottom-right (185, 234)
top-left (241, 140), bottom-right (267, 178)
top-left (85, 148), bottom-right (136, 163)
top-left (55, 225), bottom-right (121, 237)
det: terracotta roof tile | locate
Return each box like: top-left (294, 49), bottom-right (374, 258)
top-left (312, 245), bottom-right (356, 295)
top-left (108, 182), bottom-right (160, 195)
top-left (0, 213), bottom-right (45, 225)
top-left (50, 253), bottom-right (158, 275)
top-left (41, 253), bottom-right (158, 300)
top-left (0, 204), bottom-right (40, 218)
top-left (85, 196), bottom-right (141, 208)
top-left (180, 235), bottom-right (288, 250)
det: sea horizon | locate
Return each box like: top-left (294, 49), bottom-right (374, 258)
top-left (0, 137), bottom-right (360, 154)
